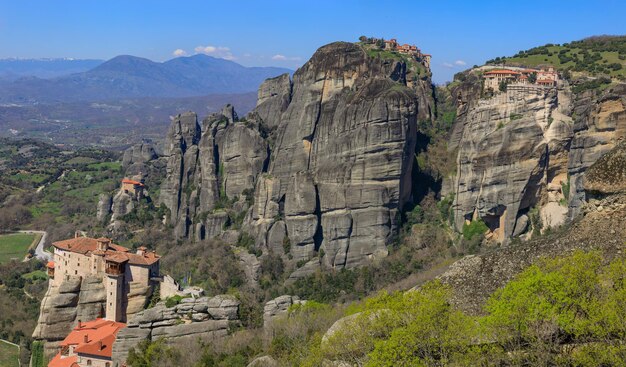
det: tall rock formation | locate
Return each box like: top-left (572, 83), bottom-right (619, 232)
top-left (247, 42), bottom-right (430, 269)
top-left (159, 105), bottom-right (268, 239)
top-left (449, 69), bottom-right (626, 241)
top-left (452, 83), bottom-right (573, 240)
top-left (567, 84), bottom-right (626, 217)
top-left (158, 41), bottom-right (434, 272)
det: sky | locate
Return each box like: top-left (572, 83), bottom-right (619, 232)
top-left (0, 0), bottom-right (625, 84)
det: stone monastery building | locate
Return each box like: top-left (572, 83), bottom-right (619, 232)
top-left (46, 235), bottom-right (160, 367)
top-left (47, 235), bottom-right (160, 323)
top-left (483, 67), bottom-right (558, 92)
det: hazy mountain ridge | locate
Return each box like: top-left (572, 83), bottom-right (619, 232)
top-left (0, 54), bottom-right (291, 103)
top-left (0, 58), bottom-right (104, 80)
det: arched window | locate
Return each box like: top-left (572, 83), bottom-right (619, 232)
top-left (86, 360), bottom-right (92, 366)
top-left (105, 363), bottom-right (111, 367)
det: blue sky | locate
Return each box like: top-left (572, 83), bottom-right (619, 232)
top-left (0, 0), bottom-right (624, 83)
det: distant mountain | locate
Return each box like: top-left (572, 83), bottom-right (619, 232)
top-left (0, 55), bottom-right (291, 103)
top-left (0, 58), bottom-right (104, 80)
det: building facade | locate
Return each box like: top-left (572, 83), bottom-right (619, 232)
top-left (48, 235), bottom-right (160, 322)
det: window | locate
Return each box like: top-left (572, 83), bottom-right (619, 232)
top-left (75, 270), bottom-right (78, 275)
top-left (87, 360), bottom-right (92, 366)
top-left (106, 363), bottom-right (110, 367)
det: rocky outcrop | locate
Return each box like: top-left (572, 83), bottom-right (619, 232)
top-left (97, 193), bottom-right (112, 222)
top-left (112, 295), bottom-right (240, 366)
top-left (263, 295), bottom-right (305, 329)
top-left (246, 42), bottom-right (430, 268)
top-left (122, 141), bottom-right (158, 170)
top-left (568, 85), bottom-right (626, 216)
top-left (159, 42), bottom-right (433, 273)
top-left (247, 355), bottom-right (279, 367)
top-left (111, 191), bottom-right (135, 221)
top-left (33, 276), bottom-right (106, 358)
top-left (452, 82), bottom-right (574, 240)
top-left (33, 274), bottom-right (154, 359)
top-left (255, 73), bottom-right (291, 130)
top-left (159, 106), bottom-right (267, 240)
top-left (583, 141), bottom-right (626, 194)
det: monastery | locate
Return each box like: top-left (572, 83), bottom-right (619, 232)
top-left (383, 38), bottom-right (431, 67)
top-left (46, 235), bottom-right (161, 367)
top-left (483, 67), bottom-right (558, 92)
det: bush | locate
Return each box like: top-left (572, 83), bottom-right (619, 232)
top-left (462, 219), bottom-right (488, 240)
top-left (164, 295), bottom-right (184, 308)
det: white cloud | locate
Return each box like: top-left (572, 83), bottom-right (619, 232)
top-left (194, 45), bottom-right (236, 60)
top-left (454, 60), bottom-right (467, 66)
top-left (172, 49), bottom-right (187, 57)
top-left (271, 54), bottom-right (302, 61)
top-left (443, 62), bottom-right (454, 68)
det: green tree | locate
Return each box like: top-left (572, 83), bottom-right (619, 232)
top-left (528, 72), bottom-right (538, 84)
top-left (499, 79), bottom-right (508, 92)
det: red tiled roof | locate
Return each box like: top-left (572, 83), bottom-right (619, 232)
top-left (48, 354), bottom-right (77, 367)
top-left (47, 261), bottom-right (55, 268)
top-left (123, 251), bottom-right (160, 266)
top-left (59, 319), bottom-right (126, 359)
top-left (121, 179), bottom-right (144, 186)
top-left (484, 69), bottom-right (520, 76)
top-left (104, 252), bottom-right (129, 264)
top-left (53, 237), bottom-right (129, 255)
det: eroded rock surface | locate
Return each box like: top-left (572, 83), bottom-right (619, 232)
top-left (247, 42), bottom-right (429, 268)
top-left (112, 295), bottom-right (240, 366)
top-left (452, 83), bottom-right (574, 240)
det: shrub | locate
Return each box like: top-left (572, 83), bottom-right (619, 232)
top-left (462, 219), bottom-right (488, 240)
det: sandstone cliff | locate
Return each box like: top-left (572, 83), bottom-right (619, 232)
top-left (246, 42), bottom-right (430, 270)
top-left (112, 295), bottom-right (240, 366)
top-left (159, 104), bottom-right (267, 240)
top-left (450, 70), bottom-right (626, 241)
top-left (159, 41), bottom-right (434, 272)
top-left (32, 275), bottom-right (153, 359)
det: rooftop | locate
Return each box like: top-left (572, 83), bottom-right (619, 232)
top-left (50, 319), bottom-right (126, 364)
top-left (121, 178), bottom-right (144, 186)
top-left (53, 237), bottom-right (160, 266)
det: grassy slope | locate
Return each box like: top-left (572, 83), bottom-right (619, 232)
top-left (0, 340), bottom-right (19, 367)
top-left (0, 233), bottom-right (35, 263)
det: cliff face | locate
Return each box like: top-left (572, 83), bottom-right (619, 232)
top-left (112, 295), bottom-right (240, 366)
top-left (568, 84), bottom-right (626, 217)
top-left (246, 42), bottom-right (429, 270)
top-left (159, 105), bottom-right (267, 239)
top-left (32, 275), bottom-right (152, 359)
top-left (450, 70), bottom-right (626, 242)
top-left (452, 83), bottom-right (573, 240)
top-left (159, 41), bottom-right (434, 271)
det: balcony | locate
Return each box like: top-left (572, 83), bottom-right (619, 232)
top-left (105, 263), bottom-right (124, 276)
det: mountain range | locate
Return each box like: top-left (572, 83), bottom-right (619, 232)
top-left (0, 55), bottom-right (291, 103)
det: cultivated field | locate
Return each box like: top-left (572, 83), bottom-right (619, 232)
top-left (0, 233), bottom-right (36, 263)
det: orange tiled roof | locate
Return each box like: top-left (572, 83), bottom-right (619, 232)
top-left (53, 237), bottom-right (159, 266)
top-left (122, 179), bottom-right (144, 186)
top-left (48, 354), bottom-right (77, 367)
top-left (105, 252), bottom-right (129, 264)
top-left (47, 261), bottom-right (55, 268)
top-left (123, 251), bottom-right (160, 266)
top-left (58, 319), bottom-right (126, 359)
top-left (53, 237), bottom-right (129, 255)
top-left (484, 69), bottom-right (520, 76)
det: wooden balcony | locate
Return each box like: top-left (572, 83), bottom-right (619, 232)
top-left (105, 263), bottom-right (124, 275)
